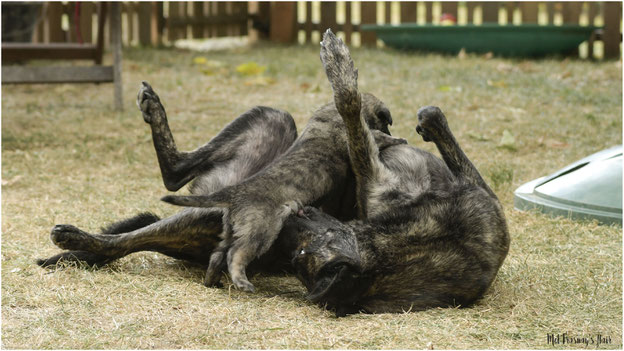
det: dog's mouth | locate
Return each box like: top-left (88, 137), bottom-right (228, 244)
top-left (305, 259), bottom-right (361, 303)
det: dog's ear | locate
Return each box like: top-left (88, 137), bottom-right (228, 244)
top-left (377, 107), bottom-right (392, 126)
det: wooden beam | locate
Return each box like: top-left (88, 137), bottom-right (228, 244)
top-left (320, 2), bottom-right (337, 33)
top-left (270, 2), bottom-right (297, 43)
top-left (2, 43), bottom-right (99, 62)
top-left (168, 14), bottom-right (248, 27)
top-left (520, 2), bottom-right (538, 23)
top-left (360, 2), bottom-right (376, 45)
top-left (481, 2), bottom-right (499, 23)
top-left (400, 2), bottom-right (417, 23)
top-left (138, 2), bottom-right (152, 45)
top-left (603, 1), bottom-right (622, 59)
top-left (2, 66), bottom-right (113, 84)
top-left (111, 2), bottom-right (123, 110)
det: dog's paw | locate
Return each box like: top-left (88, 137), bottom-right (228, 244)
top-left (136, 81), bottom-right (163, 124)
top-left (320, 30), bottom-right (360, 115)
top-left (416, 106), bottom-right (448, 142)
top-left (232, 277), bottom-right (255, 293)
top-left (50, 224), bottom-right (95, 251)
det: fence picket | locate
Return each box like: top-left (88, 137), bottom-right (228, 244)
top-left (400, 2), bottom-right (417, 23)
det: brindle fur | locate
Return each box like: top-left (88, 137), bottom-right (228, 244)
top-left (39, 81), bottom-right (401, 290)
top-left (39, 31), bottom-right (509, 318)
top-left (160, 90), bottom-right (397, 292)
top-left (278, 30), bottom-right (510, 316)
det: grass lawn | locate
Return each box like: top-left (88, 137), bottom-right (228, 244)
top-left (2, 44), bottom-right (622, 349)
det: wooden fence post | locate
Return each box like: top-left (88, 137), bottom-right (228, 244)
top-left (270, 2), bottom-right (296, 43)
top-left (360, 2), bottom-right (376, 46)
top-left (320, 2), bottom-right (338, 34)
top-left (482, 2), bottom-right (499, 23)
top-left (520, 2), bottom-right (538, 23)
top-left (46, 2), bottom-right (65, 42)
top-left (138, 2), bottom-right (152, 46)
top-left (603, 1), bottom-right (622, 59)
top-left (400, 2), bottom-right (417, 23)
top-left (111, 2), bottom-right (123, 111)
top-left (344, 2), bottom-right (353, 44)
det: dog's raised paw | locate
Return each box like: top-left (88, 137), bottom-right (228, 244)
top-left (416, 106), bottom-right (448, 142)
top-left (320, 29), bottom-right (358, 94)
top-left (137, 81), bottom-right (162, 124)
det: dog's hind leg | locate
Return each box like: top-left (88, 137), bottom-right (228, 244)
top-left (48, 208), bottom-right (223, 265)
top-left (137, 82), bottom-right (297, 193)
top-left (320, 29), bottom-right (392, 219)
top-left (37, 212), bottom-right (162, 268)
top-left (416, 106), bottom-right (496, 198)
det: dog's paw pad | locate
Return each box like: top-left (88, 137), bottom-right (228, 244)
top-left (416, 106), bottom-right (448, 142)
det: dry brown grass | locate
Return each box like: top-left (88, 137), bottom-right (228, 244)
top-left (2, 44), bottom-right (622, 349)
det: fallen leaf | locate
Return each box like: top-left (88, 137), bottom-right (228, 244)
top-left (193, 56), bottom-right (208, 65)
top-left (244, 76), bottom-right (276, 86)
top-left (498, 129), bottom-right (516, 151)
top-left (236, 62), bottom-right (266, 76)
top-left (547, 139), bottom-right (569, 148)
top-left (487, 79), bottom-right (507, 88)
top-left (200, 68), bottom-right (215, 76)
top-left (437, 85), bottom-right (462, 92)
top-left (467, 132), bottom-right (490, 142)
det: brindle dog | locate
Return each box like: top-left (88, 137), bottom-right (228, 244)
top-left (38, 83), bottom-right (402, 287)
top-left (166, 30), bottom-right (510, 316)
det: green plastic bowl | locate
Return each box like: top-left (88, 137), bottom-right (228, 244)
top-left (360, 23), bottom-right (600, 57)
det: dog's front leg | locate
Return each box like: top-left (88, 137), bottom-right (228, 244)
top-left (416, 106), bottom-right (496, 198)
top-left (320, 29), bottom-right (390, 219)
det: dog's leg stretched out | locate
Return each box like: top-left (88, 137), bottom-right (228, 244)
top-left (39, 83), bottom-right (299, 270)
top-left (138, 82), bottom-right (297, 193)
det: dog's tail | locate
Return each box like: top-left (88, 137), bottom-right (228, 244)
top-left (161, 193), bottom-right (232, 208)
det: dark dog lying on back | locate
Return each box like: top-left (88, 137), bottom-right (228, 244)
top-left (39, 30), bottom-right (509, 317)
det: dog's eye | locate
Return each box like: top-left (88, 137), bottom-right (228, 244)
top-left (299, 249), bottom-right (306, 255)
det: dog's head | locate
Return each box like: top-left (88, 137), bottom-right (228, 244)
top-left (361, 93), bottom-right (393, 136)
top-left (281, 207), bottom-right (367, 315)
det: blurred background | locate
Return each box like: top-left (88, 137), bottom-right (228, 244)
top-left (2, 1), bottom-right (621, 59)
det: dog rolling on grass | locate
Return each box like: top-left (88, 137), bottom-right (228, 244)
top-left (39, 29), bottom-right (509, 317)
top-left (165, 30), bottom-right (511, 316)
top-left (40, 82), bottom-right (400, 291)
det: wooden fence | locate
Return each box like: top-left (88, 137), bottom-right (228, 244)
top-left (30, 2), bottom-right (248, 47)
top-left (24, 2), bottom-right (622, 59)
top-left (288, 2), bottom-right (622, 58)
